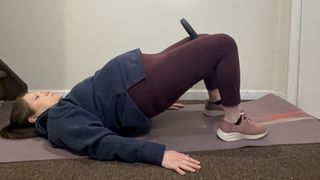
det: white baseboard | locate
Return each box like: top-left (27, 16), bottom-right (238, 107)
top-left (180, 89), bottom-right (287, 100)
top-left (35, 89), bottom-right (287, 101)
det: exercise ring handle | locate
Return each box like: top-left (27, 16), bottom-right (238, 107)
top-left (180, 18), bottom-right (198, 40)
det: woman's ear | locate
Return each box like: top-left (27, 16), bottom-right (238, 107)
top-left (28, 115), bottom-right (38, 123)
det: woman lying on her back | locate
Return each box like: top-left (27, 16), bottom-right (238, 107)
top-left (0, 34), bottom-right (267, 175)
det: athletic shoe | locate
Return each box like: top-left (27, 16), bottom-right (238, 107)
top-left (203, 100), bottom-right (224, 117)
top-left (217, 113), bottom-right (268, 141)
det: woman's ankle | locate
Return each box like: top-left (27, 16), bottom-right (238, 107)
top-left (223, 105), bottom-right (241, 123)
top-left (208, 89), bottom-right (221, 102)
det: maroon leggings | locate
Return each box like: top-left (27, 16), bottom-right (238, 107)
top-left (128, 34), bottom-right (241, 118)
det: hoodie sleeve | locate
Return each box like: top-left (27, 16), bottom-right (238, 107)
top-left (47, 101), bottom-right (165, 165)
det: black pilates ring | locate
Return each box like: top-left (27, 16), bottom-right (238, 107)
top-left (180, 18), bottom-right (198, 40)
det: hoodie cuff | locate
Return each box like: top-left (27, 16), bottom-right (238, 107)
top-left (141, 142), bottom-right (165, 165)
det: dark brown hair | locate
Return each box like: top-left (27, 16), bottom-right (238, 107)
top-left (0, 96), bottom-right (38, 139)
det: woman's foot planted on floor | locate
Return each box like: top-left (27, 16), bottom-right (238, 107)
top-left (203, 99), bottom-right (224, 117)
top-left (217, 113), bottom-right (268, 141)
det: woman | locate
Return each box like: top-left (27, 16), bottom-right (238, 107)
top-left (0, 34), bottom-right (267, 175)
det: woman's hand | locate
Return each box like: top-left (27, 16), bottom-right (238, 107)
top-left (161, 150), bottom-right (201, 175)
top-left (168, 103), bottom-right (184, 110)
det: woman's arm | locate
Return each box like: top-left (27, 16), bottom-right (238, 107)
top-left (48, 102), bottom-right (200, 175)
top-left (48, 102), bottom-right (164, 164)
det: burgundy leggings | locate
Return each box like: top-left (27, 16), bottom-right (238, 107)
top-left (128, 34), bottom-right (241, 118)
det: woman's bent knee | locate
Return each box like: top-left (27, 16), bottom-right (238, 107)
top-left (213, 33), bottom-right (238, 49)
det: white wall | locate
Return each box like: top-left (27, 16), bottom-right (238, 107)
top-left (0, 0), bottom-right (291, 98)
top-left (298, 0), bottom-right (320, 118)
top-left (0, 0), bottom-right (66, 89)
top-left (275, 0), bottom-right (291, 93)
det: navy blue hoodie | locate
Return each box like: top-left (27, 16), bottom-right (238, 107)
top-left (35, 49), bottom-right (165, 165)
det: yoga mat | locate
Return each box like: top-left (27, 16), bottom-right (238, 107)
top-left (0, 94), bottom-right (319, 163)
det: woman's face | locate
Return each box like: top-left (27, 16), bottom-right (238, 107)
top-left (23, 91), bottom-right (63, 123)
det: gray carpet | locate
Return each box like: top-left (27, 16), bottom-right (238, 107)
top-left (1, 144), bottom-right (320, 179)
top-left (1, 99), bottom-right (320, 179)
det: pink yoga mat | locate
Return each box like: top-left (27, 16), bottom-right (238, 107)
top-left (0, 94), bottom-right (319, 163)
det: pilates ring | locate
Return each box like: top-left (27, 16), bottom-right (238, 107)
top-left (180, 18), bottom-right (198, 40)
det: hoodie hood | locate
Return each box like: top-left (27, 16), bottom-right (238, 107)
top-left (35, 109), bottom-right (49, 137)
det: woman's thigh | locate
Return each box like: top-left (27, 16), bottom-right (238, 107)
top-left (128, 34), bottom-right (238, 117)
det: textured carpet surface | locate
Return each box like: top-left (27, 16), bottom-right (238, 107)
top-left (1, 100), bottom-right (320, 179)
top-left (1, 144), bottom-right (320, 180)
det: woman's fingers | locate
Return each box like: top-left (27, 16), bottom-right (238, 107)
top-left (179, 164), bottom-right (196, 173)
top-left (184, 156), bottom-right (201, 165)
top-left (173, 103), bottom-right (184, 108)
top-left (168, 103), bottom-right (185, 110)
top-left (175, 159), bottom-right (201, 175)
top-left (177, 152), bottom-right (200, 165)
top-left (161, 150), bottom-right (201, 176)
top-left (168, 106), bottom-right (179, 110)
top-left (175, 167), bottom-right (186, 175)
top-left (182, 160), bottom-right (201, 170)
top-left (177, 154), bottom-right (201, 174)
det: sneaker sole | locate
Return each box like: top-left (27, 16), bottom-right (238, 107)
top-left (217, 128), bottom-right (268, 141)
top-left (203, 109), bottom-right (224, 117)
